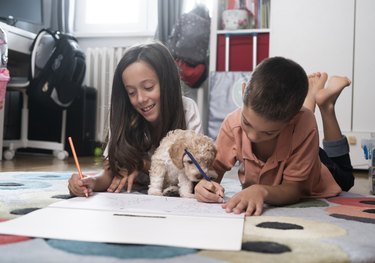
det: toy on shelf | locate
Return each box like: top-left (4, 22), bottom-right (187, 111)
top-left (361, 138), bottom-right (375, 194)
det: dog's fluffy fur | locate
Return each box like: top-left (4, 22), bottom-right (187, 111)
top-left (148, 129), bottom-right (217, 198)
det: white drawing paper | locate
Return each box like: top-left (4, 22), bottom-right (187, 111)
top-left (0, 192), bottom-right (244, 251)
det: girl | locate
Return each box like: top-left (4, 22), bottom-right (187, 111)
top-left (68, 41), bottom-right (202, 196)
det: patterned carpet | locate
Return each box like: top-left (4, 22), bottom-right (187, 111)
top-left (1, 171), bottom-right (375, 263)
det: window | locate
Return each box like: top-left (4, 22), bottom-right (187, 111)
top-left (74, 0), bottom-right (157, 37)
top-left (183, 0), bottom-right (214, 16)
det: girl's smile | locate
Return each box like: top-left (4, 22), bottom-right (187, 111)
top-left (122, 61), bottom-right (161, 125)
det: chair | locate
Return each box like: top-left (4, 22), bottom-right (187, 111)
top-left (2, 77), bottom-right (68, 160)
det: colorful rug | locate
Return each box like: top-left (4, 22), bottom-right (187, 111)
top-left (1, 171), bottom-right (375, 263)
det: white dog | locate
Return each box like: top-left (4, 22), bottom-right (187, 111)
top-left (148, 129), bottom-right (217, 198)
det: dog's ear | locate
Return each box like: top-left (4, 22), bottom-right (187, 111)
top-left (208, 145), bottom-right (217, 165)
top-left (169, 138), bottom-right (186, 169)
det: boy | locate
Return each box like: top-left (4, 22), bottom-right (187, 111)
top-left (195, 57), bottom-right (354, 216)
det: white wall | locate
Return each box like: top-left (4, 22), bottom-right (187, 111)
top-left (269, 0), bottom-right (354, 133)
top-left (269, 0), bottom-right (375, 169)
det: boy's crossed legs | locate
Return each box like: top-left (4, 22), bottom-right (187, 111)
top-left (304, 72), bottom-right (354, 191)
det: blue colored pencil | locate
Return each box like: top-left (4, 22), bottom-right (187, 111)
top-left (184, 149), bottom-right (211, 181)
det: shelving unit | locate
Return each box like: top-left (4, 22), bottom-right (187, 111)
top-left (209, 1), bottom-right (271, 73)
top-left (203, 0), bottom-right (271, 136)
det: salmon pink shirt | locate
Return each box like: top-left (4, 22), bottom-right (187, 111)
top-left (213, 107), bottom-right (341, 198)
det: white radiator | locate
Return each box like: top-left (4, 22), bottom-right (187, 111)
top-left (84, 47), bottom-right (127, 142)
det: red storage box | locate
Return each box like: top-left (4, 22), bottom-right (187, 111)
top-left (216, 33), bottom-right (269, 71)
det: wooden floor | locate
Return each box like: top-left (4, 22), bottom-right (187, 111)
top-left (0, 152), bottom-right (373, 196)
top-left (0, 152), bottom-right (103, 172)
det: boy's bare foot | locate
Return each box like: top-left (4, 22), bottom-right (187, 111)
top-left (316, 76), bottom-right (351, 113)
top-left (304, 72), bottom-right (328, 112)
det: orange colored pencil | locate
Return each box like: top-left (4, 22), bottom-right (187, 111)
top-left (68, 136), bottom-right (88, 197)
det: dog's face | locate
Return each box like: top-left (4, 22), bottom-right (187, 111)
top-left (181, 151), bottom-right (215, 182)
top-left (169, 133), bottom-right (217, 182)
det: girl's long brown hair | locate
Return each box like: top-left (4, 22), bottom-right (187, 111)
top-left (107, 41), bottom-right (186, 176)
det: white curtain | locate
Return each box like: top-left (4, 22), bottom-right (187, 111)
top-left (46, 0), bottom-right (74, 33)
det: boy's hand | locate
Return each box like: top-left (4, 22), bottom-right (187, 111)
top-left (194, 180), bottom-right (225, 203)
top-left (222, 184), bottom-right (267, 216)
top-left (107, 170), bottom-right (139, 193)
top-left (68, 173), bottom-right (95, 197)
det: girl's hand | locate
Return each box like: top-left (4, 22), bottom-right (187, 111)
top-left (68, 173), bottom-right (95, 197)
top-left (194, 180), bottom-right (225, 203)
top-left (107, 170), bottom-right (139, 193)
top-left (222, 184), bottom-right (267, 216)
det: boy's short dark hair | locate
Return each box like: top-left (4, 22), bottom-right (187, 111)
top-left (243, 56), bottom-right (308, 122)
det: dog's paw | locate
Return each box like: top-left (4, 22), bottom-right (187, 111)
top-left (148, 188), bottom-right (163, 196)
top-left (163, 186), bottom-right (180, 197)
